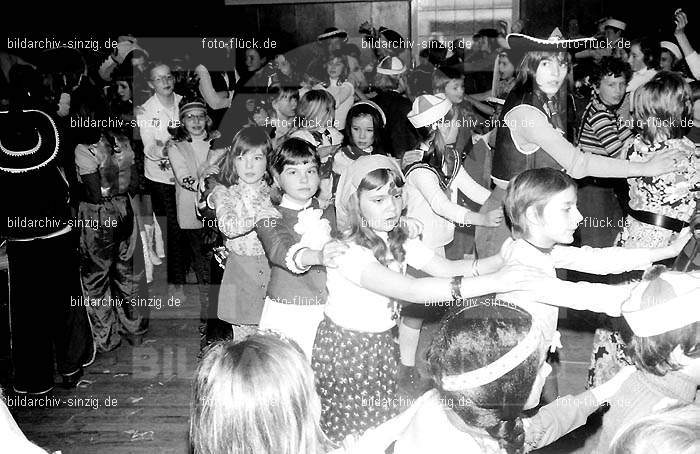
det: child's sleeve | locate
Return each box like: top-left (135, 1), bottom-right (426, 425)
top-left (404, 238), bottom-right (436, 271)
top-left (409, 169), bottom-right (476, 225)
top-left (551, 245), bottom-right (654, 274)
top-left (523, 391), bottom-right (601, 451)
top-left (168, 144), bottom-right (197, 192)
top-left (528, 279), bottom-right (635, 316)
top-left (255, 215), bottom-right (314, 274)
top-left (336, 246), bottom-right (379, 286)
top-left (215, 190), bottom-right (255, 239)
top-left (452, 167), bottom-right (491, 205)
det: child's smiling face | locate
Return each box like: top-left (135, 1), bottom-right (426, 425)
top-left (443, 79), bottom-right (465, 104)
top-left (274, 162), bottom-right (320, 205)
top-left (528, 186), bottom-right (583, 246)
top-left (234, 147), bottom-right (267, 185)
top-left (359, 181), bottom-right (403, 232)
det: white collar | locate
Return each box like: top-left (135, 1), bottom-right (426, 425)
top-left (280, 194), bottom-right (313, 210)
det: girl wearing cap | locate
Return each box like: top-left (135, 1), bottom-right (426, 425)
top-left (311, 154), bottom-right (548, 443)
top-left (474, 32), bottom-right (680, 258)
top-left (592, 266), bottom-right (700, 452)
top-left (392, 301), bottom-right (637, 454)
top-left (399, 93), bottom-right (503, 388)
top-left (659, 41), bottom-right (683, 72)
top-left (166, 99), bottom-right (219, 338)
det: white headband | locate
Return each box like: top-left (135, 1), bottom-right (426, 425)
top-left (622, 272), bottom-right (700, 337)
top-left (441, 323), bottom-right (544, 391)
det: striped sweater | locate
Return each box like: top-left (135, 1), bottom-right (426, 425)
top-left (577, 95), bottom-right (633, 157)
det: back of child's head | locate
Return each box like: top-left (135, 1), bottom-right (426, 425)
top-left (343, 102), bottom-right (385, 148)
top-left (216, 126), bottom-right (272, 187)
top-left (190, 333), bottom-right (329, 454)
top-left (268, 137), bottom-right (320, 176)
top-left (633, 71), bottom-right (692, 143)
top-left (610, 404), bottom-right (700, 454)
top-left (432, 66), bottom-right (464, 94)
top-left (295, 89), bottom-right (336, 130)
top-left (504, 168), bottom-right (576, 238)
top-left (428, 301), bottom-right (543, 454)
top-left (624, 265), bottom-right (700, 376)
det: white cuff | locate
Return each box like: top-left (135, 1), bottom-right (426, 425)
top-left (286, 243), bottom-right (312, 274)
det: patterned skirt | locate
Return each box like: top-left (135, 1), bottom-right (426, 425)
top-left (311, 316), bottom-right (400, 444)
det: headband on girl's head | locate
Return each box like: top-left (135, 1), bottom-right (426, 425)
top-left (335, 155), bottom-right (404, 232)
top-left (440, 315), bottom-right (545, 391)
top-left (351, 101), bottom-right (387, 128)
top-left (622, 271), bottom-right (700, 337)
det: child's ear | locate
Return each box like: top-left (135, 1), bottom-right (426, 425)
top-left (524, 205), bottom-right (542, 228)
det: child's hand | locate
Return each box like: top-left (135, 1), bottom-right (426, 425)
top-left (321, 240), bottom-right (349, 268)
top-left (641, 149), bottom-right (684, 176)
top-left (490, 265), bottom-right (551, 292)
top-left (401, 149), bottom-right (423, 169)
top-left (590, 365), bottom-right (636, 404)
top-left (197, 162), bottom-right (219, 178)
top-left (674, 9), bottom-right (688, 35)
top-left (399, 216), bottom-right (424, 239)
top-left (317, 144), bottom-right (341, 159)
top-left (667, 227), bottom-right (692, 258)
top-left (482, 209), bottom-right (504, 227)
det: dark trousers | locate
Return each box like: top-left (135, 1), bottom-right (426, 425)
top-left (183, 228), bottom-right (212, 320)
top-left (148, 180), bottom-right (187, 285)
top-left (8, 231), bottom-right (94, 392)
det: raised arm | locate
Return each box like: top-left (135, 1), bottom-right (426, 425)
top-left (409, 169), bottom-right (488, 226)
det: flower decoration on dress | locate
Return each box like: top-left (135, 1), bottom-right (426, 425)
top-left (294, 208), bottom-right (332, 251)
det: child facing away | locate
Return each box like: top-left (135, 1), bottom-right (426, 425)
top-left (312, 155), bottom-right (550, 444)
top-left (592, 266), bottom-right (700, 452)
top-left (256, 138), bottom-right (347, 359)
top-left (392, 301), bottom-right (637, 454)
top-left (610, 404), bottom-right (700, 454)
top-left (399, 93), bottom-right (503, 390)
top-left (190, 332), bottom-right (430, 454)
top-left (288, 89), bottom-right (344, 208)
top-left (588, 71), bottom-right (699, 388)
top-left (500, 168), bottom-right (690, 402)
top-left (206, 127), bottom-right (275, 340)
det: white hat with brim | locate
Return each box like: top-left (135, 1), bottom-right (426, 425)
top-left (622, 271), bottom-right (700, 337)
top-left (407, 94), bottom-right (453, 129)
top-left (376, 56), bottom-right (406, 76)
top-left (660, 41), bottom-right (682, 60)
top-left (603, 19), bottom-right (627, 31)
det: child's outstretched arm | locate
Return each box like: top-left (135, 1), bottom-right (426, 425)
top-left (410, 168), bottom-right (501, 227)
top-left (528, 278), bottom-right (635, 317)
top-left (523, 366), bottom-right (636, 452)
top-left (551, 228), bottom-right (692, 275)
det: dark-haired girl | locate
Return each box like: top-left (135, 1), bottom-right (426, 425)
top-left (256, 138), bottom-right (347, 359)
top-left (311, 155), bottom-right (548, 443)
top-left (474, 32), bottom-right (680, 258)
top-left (392, 302), bottom-right (637, 454)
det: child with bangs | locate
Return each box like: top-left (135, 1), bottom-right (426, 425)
top-left (499, 168), bottom-right (690, 403)
top-left (288, 89), bottom-right (344, 208)
top-left (205, 126), bottom-right (276, 340)
top-left (311, 155), bottom-right (551, 444)
top-left (256, 138), bottom-right (347, 359)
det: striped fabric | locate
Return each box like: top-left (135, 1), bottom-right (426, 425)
top-left (578, 95), bottom-right (633, 157)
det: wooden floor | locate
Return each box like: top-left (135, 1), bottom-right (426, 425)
top-left (7, 265), bottom-right (200, 454)
top-left (5, 266), bottom-right (601, 453)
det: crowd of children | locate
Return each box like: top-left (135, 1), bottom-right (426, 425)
top-left (2, 7), bottom-right (699, 454)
